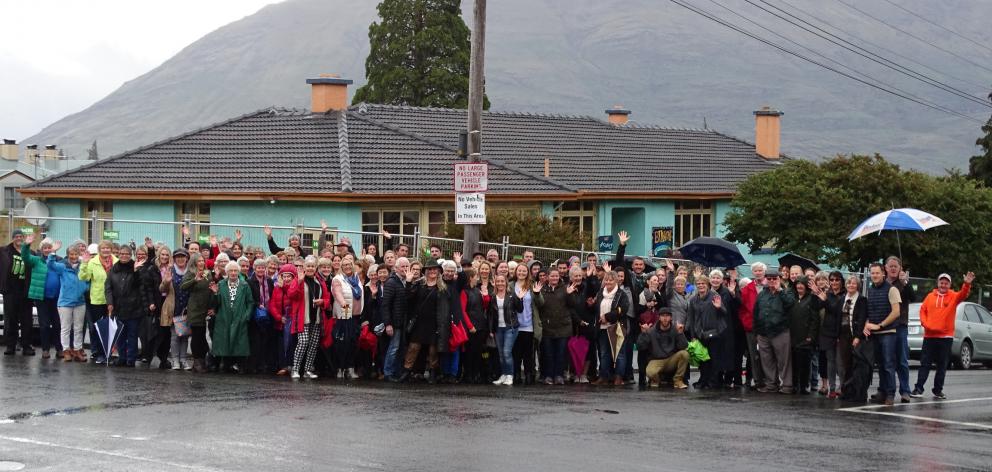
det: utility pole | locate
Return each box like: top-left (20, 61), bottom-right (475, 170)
top-left (462, 0), bottom-right (486, 257)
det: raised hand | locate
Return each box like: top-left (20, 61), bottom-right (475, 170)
top-left (602, 261), bottom-right (611, 273)
top-left (52, 240), bottom-right (63, 252)
top-left (234, 229), bottom-right (242, 241)
top-left (144, 236), bottom-right (153, 248)
top-left (321, 219), bottom-right (328, 231)
top-left (617, 230), bottom-right (629, 245)
top-left (640, 322), bottom-right (653, 332)
top-left (453, 251), bottom-right (462, 265)
top-left (209, 281), bottom-right (219, 294)
top-left (712, 294), bottom-right (723, 309)
top-left (263, 225), bottom-right (272, 238)
top-left (666, 259), bottom-right (675, 272)
top-left (182, 225), bottom-right (190, 237)
top-left (382, 229), bottom-right (392, 239)
top-left (533, 281), bottom-right (544, 292)
top-left (24, 233), bottom-right (34, 245)
top-left (209, 235), bottom-right (218, 247)
top-left (566, 282), bottom-right (578, 294)
top-left (964, 271), bottom-right (976, 284)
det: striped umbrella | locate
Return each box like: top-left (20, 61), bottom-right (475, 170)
top-left (847, 208), bottom-right (948, 258)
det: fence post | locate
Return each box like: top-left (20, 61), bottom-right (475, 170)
top-left (6, 211), bottom-right (12, 239)
top-left (413, 229), bottom-right (421, 259)
top-left (89, 210), bottom-right (100, 243)
top-left (501, 235), bottom-right (509, 261)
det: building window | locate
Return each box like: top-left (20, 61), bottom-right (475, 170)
top-left (428, 210), bottom-right (455, 236)
top-left (301, 228), bottom-right (336, 254)
top-left (674, 200), bottom-right (714, 247)
top-left (84, 200), bottom-right (114, 241)
top-left (554, 201), bottom-right (595, 235)
top-left (3, 187), bottom-right (24, 211)
top-left (361, 209), bottom-right (420, 249)
top-left (178, 202), bottom-right (210, 241)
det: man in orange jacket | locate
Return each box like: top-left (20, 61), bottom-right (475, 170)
top-left (911, 271), bottom-right (975, 399)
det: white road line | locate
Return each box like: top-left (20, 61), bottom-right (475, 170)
top-left (837, 396), bottom-right (992, 430)
top-left (0, 435), bottom-right (227, 471)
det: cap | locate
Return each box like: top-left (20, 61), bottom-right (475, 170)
top-left (87, 243), bottom-right (99, 255)
top-left (11, 229), bottom-right (23, 237)
top-left (657, 306), bottom-right (673, 315)
top-left (279, 263), bottom-right (297, 277)
top-left (334, 241), bottom-right (350, 247)
top-left (765, 269), bottom-right (780, 278)
top-left (172, 248), bottom-right (189, 259)
top-left (938, 273), bottom-right (952, 282)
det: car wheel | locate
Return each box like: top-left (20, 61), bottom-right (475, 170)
top-left (957, 340), bottom-right (973, 370)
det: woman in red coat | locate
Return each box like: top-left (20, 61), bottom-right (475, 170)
top-left (268, 263), bottom-right (298, 376)
top-left (287, 256), bottom-right (331, 379)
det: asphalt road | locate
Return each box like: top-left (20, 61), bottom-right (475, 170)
top-left (0, 357), bottom-right (990, 472)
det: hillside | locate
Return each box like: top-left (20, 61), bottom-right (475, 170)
top-left (22, 0), bottom-right (992, 173)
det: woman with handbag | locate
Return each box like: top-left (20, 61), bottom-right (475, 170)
top-left (268, 264), bottom-right (299, 376)
top-left (247, 258), bottom-right (274, 374)
top-left (687, 273), bottom-right (730, 390)
top-left (331, 257), bottom-right (362, 380)
top-left (180, 253), bottom-right (216, 373)
top-left (592, 270), bottom-right (630, 386)
top-left (163, 248), bottom-right (192, 370)
top-left (460, 268), bottom-right (491, 384)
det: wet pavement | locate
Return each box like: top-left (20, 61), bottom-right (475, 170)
top-left (0, 356), bottom-right (991, 471)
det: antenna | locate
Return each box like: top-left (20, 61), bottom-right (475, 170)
top-left (23, 199), bottom-right (50, 226)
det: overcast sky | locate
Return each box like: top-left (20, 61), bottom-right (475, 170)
top-left (0, 0), bottom-right (282, 141)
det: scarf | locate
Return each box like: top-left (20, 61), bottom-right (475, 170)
top-left (347, 274), bottom-right (362, 301)
top-left (256, 275), bottom-right (270, 306)
top-left (303, 276), bottom-right (322, 325)
top-left (100, 255), bottom-right (113, 274)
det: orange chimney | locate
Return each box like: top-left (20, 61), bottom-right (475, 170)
top-left (605, 105), bottom-right (631, 125)
top-left (306, 74), bottom-right (353, 113)
top-left (753, 106), bottom-right (783, 159)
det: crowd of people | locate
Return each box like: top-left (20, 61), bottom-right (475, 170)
top-left (0, 226), bottom-right (974, 404)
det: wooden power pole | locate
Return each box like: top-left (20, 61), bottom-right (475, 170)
top-left (462, 0), bottom-right (486, 257)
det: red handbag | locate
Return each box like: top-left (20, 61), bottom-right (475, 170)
top-left (358, 324), bottom-right (378, 355)
top-left (449, 321), bottom-right (469, 351)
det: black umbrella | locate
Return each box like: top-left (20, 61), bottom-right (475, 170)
top-left (679, 237), bottom-right (746, 268)
top-left (777, 253), bottom-right (820, 273)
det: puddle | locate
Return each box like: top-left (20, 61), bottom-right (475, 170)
top-left (0, 461), bottom-right (25, 471)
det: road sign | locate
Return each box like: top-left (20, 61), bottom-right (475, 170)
top-left (455, 193), bottom-right (486, 224)
top-left (453, 163), bottom-right (488, 192)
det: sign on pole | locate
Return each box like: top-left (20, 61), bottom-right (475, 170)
top-left (454, 163), bottom-right (488, 192)
top-left (455, 193), bottom-right (486, 224)
top-left (103, 229), bottom-right (120, 241)
top-left (652, 226), bottom-right (674, 257)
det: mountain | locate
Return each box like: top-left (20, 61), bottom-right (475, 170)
top-left (22, 0), bottom-right (992, 173)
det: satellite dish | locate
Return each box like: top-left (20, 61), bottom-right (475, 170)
top-left (23, 199), bottom-right (49, 226)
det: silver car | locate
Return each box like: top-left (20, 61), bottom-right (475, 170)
top-left (908, 301), bottom-right (992, 370)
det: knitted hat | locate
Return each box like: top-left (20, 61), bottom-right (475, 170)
top-left (279, 263), bottom-right (297, 277)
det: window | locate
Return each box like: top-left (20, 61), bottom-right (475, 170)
top-left (361, 209), bottom-right (420, 249)
top-left (301, 228), bottom-right (335, 254)
top-left (178, 202), bottom-right (210, 242)
top-left (428, 210), bottom-right (455, 236)
top-left (84, 200), bottom-right (113, 241)
top-left (977, 306), bottom-right (992, 325)
top-left (554, 201), bottom-right (595, 235)
top-left (674, 200), bottom-right (715, 247)
top-left (963, 305), bottom-right (979, 323)
top-left (3, 187), bottom-right (24, 211)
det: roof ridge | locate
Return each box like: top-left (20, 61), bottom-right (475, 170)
top-left (23, 107), bottom-right (283, 188)
top-left (337, 111), bottom-right (352, 193)
top-left (350, 102), bottom-right (601, 123)
top-left (346, 110), bottom-right (577, 192)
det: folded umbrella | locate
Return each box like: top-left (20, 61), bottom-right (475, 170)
top-left (94, 316), bottom-right (122, 367)
top-left (606, 322), bottom-right (625, 364)
top-left (567, 335), bottom-right (590, 376)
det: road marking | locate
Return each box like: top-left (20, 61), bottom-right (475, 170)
top-left (838, 396), bottom-right (992, 430)
top-left (0, 435), bottom-right (227, 471)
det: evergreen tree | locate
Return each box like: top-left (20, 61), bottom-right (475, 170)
top-left (353, 0), bottom-right (489, 109)
top-left (968, 92), bottom-right (992, 187)
top-left (87, 140), bottom-right (99, 160)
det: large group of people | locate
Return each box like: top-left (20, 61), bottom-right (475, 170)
top-left (0, 226), bottom-right (975, 404)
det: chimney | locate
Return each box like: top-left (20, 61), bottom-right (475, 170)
top-left (42, 144), bottom-right (59, 161)
top-left (605, 105), bottom-right (631, 125)
top-left (0, 139), bottom-right (17, 161)
top-left (24, 144), bottom-right (39, 164)
top-left (753, 106), bottom-right (783, 159)
top-left (306, 74), bottom-right (353, 113)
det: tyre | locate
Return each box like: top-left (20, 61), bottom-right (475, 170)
top-left (955, 340), bottom-right (973, 370)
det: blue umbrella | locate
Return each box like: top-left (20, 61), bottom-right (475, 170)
top-left (679, 236), bottom-right (746, 268)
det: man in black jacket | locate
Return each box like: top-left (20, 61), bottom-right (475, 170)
top-left (383, 257), bottom-right (412, 381)
top-left (637, 307), bottom-right (690, 389)
top-left (1, 229), bottom-right (32, 355)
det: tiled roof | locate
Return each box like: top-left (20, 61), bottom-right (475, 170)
top-left (23, 102), bottom-right (781, 196)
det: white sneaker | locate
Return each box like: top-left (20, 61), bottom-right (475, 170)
top-left (305, 371), bottom-right (318, 379)
top-left (291, 371), bottom-right (301, 380)
top-left (493, 375), bottom-right (506, 385)
top-left (502, 376), bottom-right (514, 386)
top-left (170, 358), bottom-right (180, 371)
top-left (182, 360), bottom-right (192, 371)
top-left (576, 375), bottom-right (589, 384)
top-left (346, 368), bottom-right (357, 380)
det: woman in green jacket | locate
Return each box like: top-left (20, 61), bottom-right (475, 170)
top-left (79, 240), bottom-right (117, 364)
top-left (180, 253), bottom-right (215, 373)
top-left (21, 234), bottom-right (62, 358)
top-left (211, 261), bottom-right (254, 372)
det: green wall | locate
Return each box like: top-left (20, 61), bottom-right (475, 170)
top-left (209, 201), bottom-right (360, 251)
top-left (113, 201), bottom-right (179, 248)
top-left (46, 199), bottom-right (83, 255)
top-left (596, 200), bottom-right (675, 257)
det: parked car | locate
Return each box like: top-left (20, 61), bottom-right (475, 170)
top-left (908, 301), bottom-right (992, 370)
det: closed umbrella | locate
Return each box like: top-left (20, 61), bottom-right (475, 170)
top-left (606, 322), bottom-right (625, 364)
top-left (679, 237), bottom-right (746, 268)
top-left (567, 335), bottom-right (590, 376)
top-left (94, 316), bottom-right (122, 367)
top-left (848, 208), bottom-right (948, 259)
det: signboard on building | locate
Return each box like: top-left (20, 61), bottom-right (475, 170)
top-left (455, 193), bottom-right (486, 224)
top-left (453, 163), bottom-right (488, 192)
top-left (597, 235), bottom-right (614, 252)
top-left (103, 230), bottom-right (120, 241)
top-left (18, 227), bottom-right (34, 236)
top-left (652, 226), bottom-right (674, 257)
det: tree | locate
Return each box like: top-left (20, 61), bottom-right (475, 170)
top-left (353, 0), bottom-right (490, 109)
top-left (87, 140), bottom-right (99, 160)
top-left (968, 92), bottom-right (992, 187)
top-left (444, 211), bottom-right (590, 257)
top-left (724, 154), bottom-right (992, 278)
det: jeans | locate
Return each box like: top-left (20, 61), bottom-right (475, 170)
top-left (383, 333), bottom-right (403, 378)
top-left (915, 337), bottom-right (952, 394)
top-left (115, 318), bottom-right (140, 364)
top-left (597, 328), bottom-right (628, 379)
top-left (495, 327), bottom-right (518, 376)
top-left (36, 298), bottom-right (61, 352)
top-left (58, 305), bottom-right (87, 350)
top-left (441, 350), bottom-right (460, 376)
top-left (896, 324), bottom-right (911, 396)
top-left (873, 333), bottom-right (898, 397)
top-left (171, 333), bottom-right (190, 364)
top-left (540, 336), bottom-right (568, 379)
